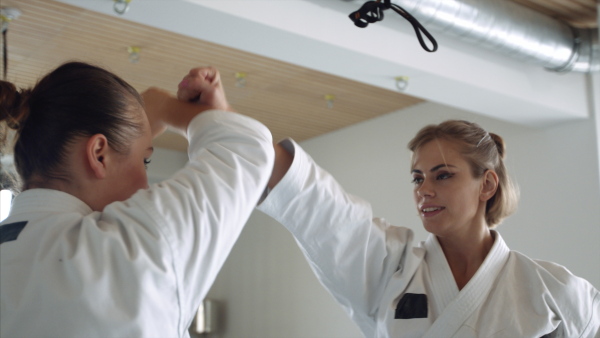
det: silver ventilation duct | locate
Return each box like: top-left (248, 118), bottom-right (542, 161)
top-left (389, 0), bottom-right (599, 73)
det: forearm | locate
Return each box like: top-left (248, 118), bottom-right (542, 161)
top-left (142, 86), bottom-right (227, 138)
top-left (162, 96), bottom-right (218, 136)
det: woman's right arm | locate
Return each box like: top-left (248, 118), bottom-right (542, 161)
top-left (103, 68), bottom-right (275, 329)
top-left (257, 139), bottom-right (416, 337)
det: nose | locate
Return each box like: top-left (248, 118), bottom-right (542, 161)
top-left (416, 179), bottom-right (435, 198)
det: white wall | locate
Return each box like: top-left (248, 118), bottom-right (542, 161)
top-left (206, 101), bottom-right (600, 338)
top-left (146, 146), bottom-right (189, 184)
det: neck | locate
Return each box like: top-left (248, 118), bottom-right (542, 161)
top-left (27, 179), bottom-right (105, 211)
top-left (25, 174), bottom-right (69, 191)
top-left (24, 151), bottom-right (104, 212)
top-left (437, 225), bottom-right (495, 290)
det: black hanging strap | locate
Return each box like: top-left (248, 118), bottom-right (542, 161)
top-left (2, 28), bottom-right (7, 80)
top-left (349, 0), bottom-right (438, 52)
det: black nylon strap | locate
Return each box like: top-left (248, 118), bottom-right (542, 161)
top-left (2, 28), bottom-right (7, 80)
top-left (389, 3), bottom-right (437, 52)
top-left (349, 0), bottom-right (438, 52)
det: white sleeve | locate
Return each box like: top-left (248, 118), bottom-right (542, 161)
top-left (101, 110), bottom-right (274, 330)
top-left (257, 139), bottom-right (414, 337)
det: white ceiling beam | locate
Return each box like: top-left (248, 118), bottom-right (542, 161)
top-left (56, 0), bottom-right (590, 127)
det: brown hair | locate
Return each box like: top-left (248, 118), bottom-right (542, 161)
top-left (407, 120), bottom-right (519, 227)
top-left (0, 61), bottom-right (144, 191)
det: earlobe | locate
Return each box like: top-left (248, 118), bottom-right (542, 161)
top-left (480, 170), bottom-right (499, 201)
top-left (86, 134), bottom-right (109, 179)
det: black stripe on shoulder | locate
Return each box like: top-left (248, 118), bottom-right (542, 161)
top-left (0, 221), bottom-right (28, 245)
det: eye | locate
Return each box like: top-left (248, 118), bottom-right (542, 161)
top-left (411, 176), bottom-right (423, 185)
top-left (436, 172), bottom-right (454, 180)
top-left (144, 158), bottom-right (152, 169)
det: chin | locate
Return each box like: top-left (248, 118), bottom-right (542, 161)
top-left (422, 220), bottom-right (445, 236)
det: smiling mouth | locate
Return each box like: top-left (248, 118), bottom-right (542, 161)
top-left (421, 207), bottom-right (445, 215)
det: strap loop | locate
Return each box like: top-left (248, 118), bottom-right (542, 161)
top-left (349, 0), bottom-right (438, 52)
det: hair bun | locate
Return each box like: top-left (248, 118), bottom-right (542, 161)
top-left (489, 132), bottom-right (506, 159)
top-left (0, 81), bottom-right (31, 130)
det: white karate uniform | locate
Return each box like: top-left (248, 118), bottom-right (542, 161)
top-left (258, 139), bottom-right (600, 338)
top-left (0, 111), bottom-right (274, 338)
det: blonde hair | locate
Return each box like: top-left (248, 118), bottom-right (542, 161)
top-left (408, 120), bottom-right (519, 227)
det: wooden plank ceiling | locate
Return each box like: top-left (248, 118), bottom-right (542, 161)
top-left (1, 0), bottom-right (597, 151)
top-left (1, 0), bottom-right (422, 152)
top-left (511, 0), bottom-right (598, 29)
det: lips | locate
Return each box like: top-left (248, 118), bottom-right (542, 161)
top-left (420, 205), bottom-right (445, 217)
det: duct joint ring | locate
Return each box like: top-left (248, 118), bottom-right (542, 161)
top-left (546, 27), bottom-right (582, 73)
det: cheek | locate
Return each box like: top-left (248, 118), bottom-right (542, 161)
top-left (457, 186), bottom-right (481, 210)
top-left (135, 166), bottom-right (149, 189)
top-left (125, 164), bottom-right (148, 191)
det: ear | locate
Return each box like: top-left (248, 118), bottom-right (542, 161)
top-left (480, 170), bottom-right (499, 202)
top-left (86, 134), bottom-right (110, 179)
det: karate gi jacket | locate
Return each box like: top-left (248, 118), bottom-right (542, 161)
top-left (0, 111), bottom-right (274, 337)
top-left (258, 139), bottom-right (600, 338)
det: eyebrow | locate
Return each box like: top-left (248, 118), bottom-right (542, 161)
top-left (411, 164), bottom-right (456, 174)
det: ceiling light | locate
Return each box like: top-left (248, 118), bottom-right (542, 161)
top-left (114, 0), bottom-right (132, 15)
top-left (324, 94), bottom-right (335, 109)
top-left (0, 7), bottom-right (21, 33)
top-left (127, 46), bottom-right (141, 63)
top-left (235, 72), bottom-right (247, 87)
top-left (395, 76), bottom-right (409, 91)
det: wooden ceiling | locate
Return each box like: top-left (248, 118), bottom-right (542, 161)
top-left (1, 0), bottom-right (597, 151)
top-left (1, 0), bottom-right (422, 152)
top-left (512, 0), bottom-right (598, 29)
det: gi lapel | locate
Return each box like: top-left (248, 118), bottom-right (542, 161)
top-left (378, 245), bottom-right (427, 335)
top-left (423, 231), bottom-right (510, 338)
top-left (424, 234), bottom-right (459, 318)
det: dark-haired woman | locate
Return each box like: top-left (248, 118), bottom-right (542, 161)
top-left (257, 120), bottom-right (600, 337)
top-left (0, 62), bottom-right (275, 337)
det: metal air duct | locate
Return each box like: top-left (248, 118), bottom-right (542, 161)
top-left (387, 0), bottom-right (599, 72)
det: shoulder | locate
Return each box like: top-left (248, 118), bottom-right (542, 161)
top-left (506, 251), bottom-right (600, 335)
top-left (508, 251), bottom-right (593, 290)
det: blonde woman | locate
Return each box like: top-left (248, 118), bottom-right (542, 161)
top-left (259, 120), bottom-right (600, 337)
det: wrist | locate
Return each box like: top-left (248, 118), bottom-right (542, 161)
top-left (164, 96), bottom-right (214, 133)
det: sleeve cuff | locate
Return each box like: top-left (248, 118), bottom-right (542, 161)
top-left (257, 138), bottom-right (305, 213)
